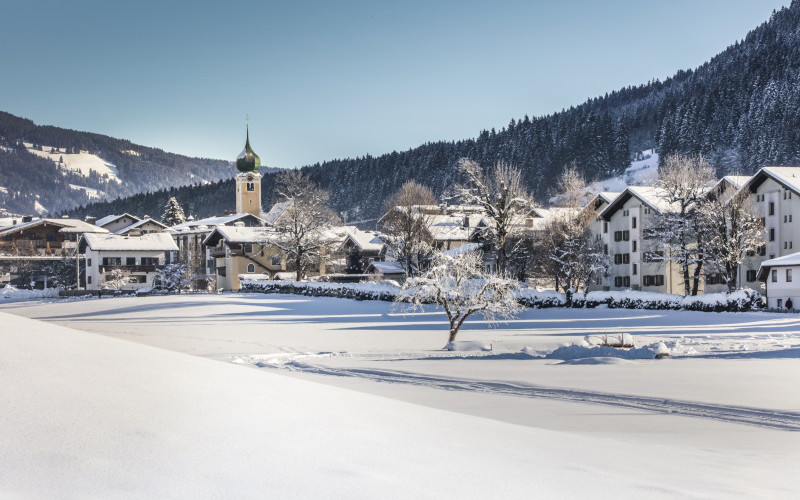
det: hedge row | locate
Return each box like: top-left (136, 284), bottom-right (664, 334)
top-left (240, 280), bottom-right (763, 313)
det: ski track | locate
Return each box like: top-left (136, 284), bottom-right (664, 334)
top-left (277, 362), bottom-right (800, 431)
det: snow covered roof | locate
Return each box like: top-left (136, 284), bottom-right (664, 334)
top-left (745, 166), bottom-right (800, 196)
top-left (366, 261), bottom-right (406, 275)
top-left (600, 186), bottom-right (678, 220)
top-left (202, 225), bottom-right (282, 247)
top-left (599, 192), bottom-right (622, 204)
top-left (262, 200), bottom-right (293, 226)
top-left (757, 252), bottom-right (800, 280)
top-left (95, 213), bottom-right (141, 228)
top-left (80, 232), bottom-right (178, 252)
top-left (0, 218), bottom-right (108, 237)
top-left (114, 218), bottom-right (168, 235)
top-left (439, 242), bottom-right (482, 257)
top-left (721, 175), bottom-right (751, 190)
top-left (170, 213), bottom-right (265, 232)
top-left (342, 227), bottom-right (385, 253)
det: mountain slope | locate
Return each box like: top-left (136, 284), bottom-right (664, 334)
top-left (68, 1), bottom-right (800, 223)
top-left (0, 111), bottom-right (233, 214)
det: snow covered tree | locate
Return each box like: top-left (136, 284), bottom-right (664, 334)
top-left (650, 154), bottom-right (716, 296)
top-left (162, 196), bottom-right (186, 226)
top-left (454, 159), bottom-right (534, 275)
top-left (155, 263), bottom-right (191, 293)
top-left (539, 167), bottom-right (609, 302)
top-left (271, 170), bottom-right (339, 281)
top-left (396, 250), bottom-right (522, 344)
top-left (380, 181), bottom-right (436, 276)
top-left (102, 269), bottom-right (129, 290)
top-left (702, 193), bottom-right (765, 291)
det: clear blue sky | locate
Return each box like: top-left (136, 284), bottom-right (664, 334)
top-left (0, 0), bottom-right (789, 167)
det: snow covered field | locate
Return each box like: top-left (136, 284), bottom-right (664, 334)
top-left (2, 294), bottom-right (799, 497)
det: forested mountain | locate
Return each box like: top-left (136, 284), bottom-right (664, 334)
top-left (66, 1), bottom-right (800, 224)
top-left (0, 111), bottom-right (232, 214)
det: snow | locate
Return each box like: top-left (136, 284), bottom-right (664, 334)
top-left (446, 340), bottom-right (492, 351)
top-left (1, 285), bottom-right (59, 300)
top-left (25, 143), bottom-right (121, 183)
top-left (3, 294), bottom-right (800, 497)
top-left (81, 232), bottom-right (178, 251)
top-left (69, 183), bottom-right (105, 199)
top-left (586, 149), bottom-right (660, 195)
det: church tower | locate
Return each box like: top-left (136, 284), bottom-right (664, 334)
top-left (235, 124), bottom-right (262, 217)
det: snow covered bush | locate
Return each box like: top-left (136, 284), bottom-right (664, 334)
top-left (1, 285), bottom-right (60, 300)
top-left (155, 263), bottom-right (191, 293)
top-left (240, 280), bottom-right (400, 302)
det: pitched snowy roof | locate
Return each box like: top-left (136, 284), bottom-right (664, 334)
top-left (0, 218), bottom-right (108, 237)
top-left (757, 251), bottom-right (800, 280)
top-left (746, 166), bottom-right (800, 195)
top-left (262, 200), bottom-right (293, 225)
top-left (342, 227), bottom-right (385, 252)
top-left (721, 175), bottom-right (752, 189)
top-left (366, 261), bottom-right (406, 275)
top-left (114, 218), bottom-right (168, 235)
top-left (203, 226), bottom-right (277, 246)
top-left (600, 186), bottom-right (678, 220)
top-left (599, 192), bottom-right (622, 203)
top-left (81, 232), bottom-right (177, 252)
top-left (439, 242), bottom-right (482, 257)
top-left (170, 213), bottom-right (265, 232)
top-left (95, 213), bottom-right (141, 228)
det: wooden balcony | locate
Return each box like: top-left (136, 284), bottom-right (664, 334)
top-left (100, 265), bottom-right (157, 274)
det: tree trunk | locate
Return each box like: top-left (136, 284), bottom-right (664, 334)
top-left (295, 252), bottom-right (303, 282)
top-left (691, 260), bottom-right (703, 296)
top-left (448, 328), bottom-right (458, 343)
top-left (726, 263), bottom-right (737, 293)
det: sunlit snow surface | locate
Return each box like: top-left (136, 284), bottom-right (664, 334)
top-left (2, 294), bottom-right (800, 498)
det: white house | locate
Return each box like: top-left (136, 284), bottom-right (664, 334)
top-left (79, 233), bottom-right (178, 291)
top-left (599, 186), bottom-right (686, 294)
top-left (94, 213), bottom-right (142, 233)
top-left (758, 252), bottom-right (800, 310)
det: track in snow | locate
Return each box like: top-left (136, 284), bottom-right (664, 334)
top-left (280, 362), bottom-right (800, 431)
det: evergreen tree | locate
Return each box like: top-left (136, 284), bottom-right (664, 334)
top-left (162, 196), bottom-right (186, 226)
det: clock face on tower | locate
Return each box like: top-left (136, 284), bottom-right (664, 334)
top-left (247, 174), bottom-right (254, 181)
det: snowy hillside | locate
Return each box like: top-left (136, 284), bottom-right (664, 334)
top-left (25, 142), bottom-right (121, 183)
top-left (587, 149), bottom-right (659, 194)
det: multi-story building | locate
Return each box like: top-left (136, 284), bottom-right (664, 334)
top-left (79, 233), bottom-right (178, 291)
top-left (599, 186), bottom-right (686, 294)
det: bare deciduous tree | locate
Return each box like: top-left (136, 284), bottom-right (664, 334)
top-left (651, 153), bottom-right (716, 296)
top-left (702, 192), bottom-right (765, 291)
top-left (271, 170), bottom-right (339, 281)
top-left (455, 159), bottom-right (534, 275)
top-left (396, 251), bottom-right (521, 344)
top-left (380, 181), bottom-right (437, 276)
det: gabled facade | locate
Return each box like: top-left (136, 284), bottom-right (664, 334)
top-left (203, 225), bottom-right (286, 290)
top-left (600, 186), bottom-right (685, 294)
top-left (95, 213), bottom-right (142, 233)
top-left (79, 233), bottom-right (178, 291)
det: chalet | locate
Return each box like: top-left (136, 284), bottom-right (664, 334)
top-left (203, 225), bottom-right (286, 290)
top-left (115, 218), bottom-right (169, 235)
top-left (79, 233), bottom-right (178, 291)
top-left (366, 261), bottom-right (406, 282)
top-left (95, 213), bottom-right (142, 233)
top-left (0, 217), bottom-right (107, 256)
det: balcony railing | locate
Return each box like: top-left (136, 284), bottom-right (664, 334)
top-left (208, 247), bottom-right (226, 258)
top-left (100, 265), bottom-right (157, 273)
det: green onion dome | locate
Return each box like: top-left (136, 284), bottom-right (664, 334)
top-left (236, 126), bottom-right (261, 173)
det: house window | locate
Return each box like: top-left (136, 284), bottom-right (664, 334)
top-left (247, 263), bottom-right (256, 273)
top-left (102, 257), bottom-right (122, 266)
top-left (632, 263), bottom-right (637, 275)
top-left (632, 217), bottom-right (637, 229)
top-left (623, 276), bottom-right (630, 287)
top-left (632, 240), bottom-right (637, 252)
top-left (603, 244), bottom-right (608, 255)
top-left (769, 202), bottom-right (775, 216)
top-left (772, 269), bottom-right (778, 282)
top-left (87, 276), bottom-right (92, 284)
top-left (778, 299), bottom-right (783, 309)
top-left (126, 257), bottom-right (136, 266)
top-left (758, 245), bottom-right (767, 256)
top-left (87, 258), bottom-right (92, 267)
top-left (246, 182), bottom-right (255, 192)
top-left (603, 222), bottom-right (608, 233)
top-left (746, 270), bottom-right (757, 282)
top-left (644, 207), bottom-right (651, 215)
top-left (141, 257), bottom-right (158, 266)
top-left (623, 253), bottom-right (630, 264)
top-left (770, 228), bottom-right (775, 241)
top-left (623, 209), bottom-right (629, 217)
top-left (614, 277), bottom-right (622, 287)
top-left (271, 254), bottom-right (281, 266)
top-left (785, 242), bottom-right (788, 250)
top-left (243, 244), bottom-right (253, 254)
top-left (787, 269), bottom-right (793, 283)
top-left (614, 231), bottom-right (622, 242)
top-left (622, 230), bottom-right (630, 241)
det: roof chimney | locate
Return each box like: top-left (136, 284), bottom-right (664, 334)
top-left (85, 216), bottom-right (97, 225)
top-left (21, 215), bottom-right (32, 223)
